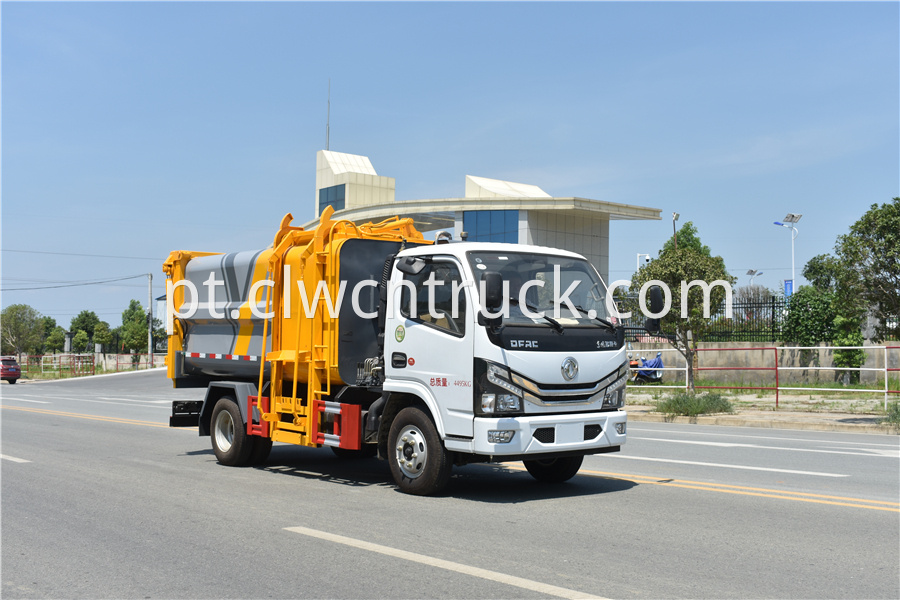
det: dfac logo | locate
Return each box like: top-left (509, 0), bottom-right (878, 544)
top-left (561, 357), bottom-right (578, 381)
top-left (510, 340), bottom-right (538, 349)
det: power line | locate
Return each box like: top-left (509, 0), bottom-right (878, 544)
top-left (1, 274), bottom-right (148, 292)
top-left (1, 249), bottom-right (163, 261)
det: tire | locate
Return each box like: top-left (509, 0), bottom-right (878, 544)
top-left (8, 379), bottom-right (16, 385)
top-left (210, 397), bottom-right (253, 466)
top-left (331, 445), bottom-right (378, 459)
top-left (523, 456), bottom-right (584, 483)
top-left (387, 407), bottom-right (452, 495)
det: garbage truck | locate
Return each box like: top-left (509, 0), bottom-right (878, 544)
top-left (166, 206), bottom-right (660, 495)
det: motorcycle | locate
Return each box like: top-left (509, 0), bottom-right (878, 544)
top-left (628, 351), bottom-right (664, 385)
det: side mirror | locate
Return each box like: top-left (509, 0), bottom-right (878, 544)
top-left (644, 285), bottom-right (664, 334)
top-left (396, 256), bottom-right (430, 276)
top-left (647, 285), bottom-right (664, 314)
top-left (481, 271), bottom-right (503, 312)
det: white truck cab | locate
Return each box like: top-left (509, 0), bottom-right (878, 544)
top-left (379, 242), bottom-right (632, 492)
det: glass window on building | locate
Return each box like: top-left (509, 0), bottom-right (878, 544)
top-left (462, 210), bottom-right (518, 243)
top-left (319, 184), bottom-right (346, 214)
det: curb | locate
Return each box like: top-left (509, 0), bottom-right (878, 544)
top-left (628, 411), bottom-right (899, 435)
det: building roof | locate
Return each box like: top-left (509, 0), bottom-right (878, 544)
top-left (302, 196), bottom-right (661, 232)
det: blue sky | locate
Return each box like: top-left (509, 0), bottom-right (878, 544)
top-left (2, 1), bottom-right (898, 330)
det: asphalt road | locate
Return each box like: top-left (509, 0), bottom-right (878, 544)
top-left (2, 371), bottom-right (898, 599)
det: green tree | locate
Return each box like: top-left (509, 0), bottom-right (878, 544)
top-left (832, 315), bottom-right (866, 384)
top-left (630, 223), bottom-right (736, 391)
top-left (70, 310), bottom-right (101, 340)
top-left (802, 254), bottom-right (842, 294)
top-left (121, 300), bottom-right (148, 352)
top-left (45, 326), bottom-right (67, 354)
top-left (833, 198), bottom-right (900, 341)
top-left (72, 330), bottom-right (90, 353)
top-left (93, 321), bottom-right (113, 354)
top-left (782, 286), bottom-right (836, 347)
top-left (39, 316), bottom-right (57, 351)
top-left (1, 304), bottom-right (45, 356)
top-left (661, 221), bottom-right (712, 256)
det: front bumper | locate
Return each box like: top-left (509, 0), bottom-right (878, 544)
top-left (471, 410), bottom-right (626, 456)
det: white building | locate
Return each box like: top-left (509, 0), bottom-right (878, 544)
top-left (304, 150), bottom-right (660, 282)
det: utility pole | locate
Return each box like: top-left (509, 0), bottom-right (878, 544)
top-left (148, 273), bottom-right (153, 367)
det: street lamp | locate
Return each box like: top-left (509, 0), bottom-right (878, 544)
top-left (773, 213), bottom-right (801, 296)
top-left (746, 269), bottom-right (764, 286)
top-left (672, 212), bottom-right (680, 250)
top-left (636, 253), bottom-right (651, 271)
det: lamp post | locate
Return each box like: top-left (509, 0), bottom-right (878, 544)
top-left (773, 213), bottom-right (802, 296)
top-left (636, 253), bottom-right (651, 272)
top-left (747, 269), bottom-right (763, 286)
top-left (672, 212), bottom-right (680, 251)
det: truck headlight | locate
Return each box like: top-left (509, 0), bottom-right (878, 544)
top-left (602, 375), bottom-right (627, 409)
top-left (475, 360), bottom-right (524, 416)
top-left (480, 393), bottom-right (522, 414)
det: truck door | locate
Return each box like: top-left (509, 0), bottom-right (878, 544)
top-left (384, 257), bottom-right (474, 438)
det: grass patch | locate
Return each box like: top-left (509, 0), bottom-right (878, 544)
top-left (656, 392), bottom-right (734, 417)
top-left (879, 401), bottom-right (900, 425)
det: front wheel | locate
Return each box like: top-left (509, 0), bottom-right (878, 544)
top-left (387, 407), bottom-right (452, 495)
top-left (523, 456), bottom-right (584, 483)
top-left (210, 397), bottom-right (253, 466)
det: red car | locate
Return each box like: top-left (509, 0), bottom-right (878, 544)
top-left (1, 356), bottom-right (21, 384)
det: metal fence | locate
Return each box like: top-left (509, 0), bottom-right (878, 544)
top-left (621, 299), bottom-right (787, 343)
top-left (624, 345), bottom-right (900, 410)
top-left (19, 354), bottom-right (96, 379)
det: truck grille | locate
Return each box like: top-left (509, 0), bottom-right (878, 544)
top-left (533, 427), bottom-right (555, 444)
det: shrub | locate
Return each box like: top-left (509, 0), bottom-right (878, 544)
top-left (656, 392), bottom-right (734, 417)
top-left (880, 401), bottom-right (900, 425)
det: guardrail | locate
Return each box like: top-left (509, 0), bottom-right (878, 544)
top-left (627, 345), bottom-right (900, 410)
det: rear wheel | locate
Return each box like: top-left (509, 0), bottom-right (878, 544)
top-left (8, 379), bottom-right (16, 384)
top-left (387, 407), bottom-right (452, 495)
top-left (523, 456), bottom-right (584, 483)
top-left (210, 397), bottom-right (253, 466)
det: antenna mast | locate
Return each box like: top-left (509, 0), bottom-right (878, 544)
top-left (326, 79), bottom-right (330, 151)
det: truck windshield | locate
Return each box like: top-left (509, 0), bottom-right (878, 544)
top-left (466, 251), bottom-right (612, 327)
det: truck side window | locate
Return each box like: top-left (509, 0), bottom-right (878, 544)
top-left (400, 261), bottom-right (466, 336)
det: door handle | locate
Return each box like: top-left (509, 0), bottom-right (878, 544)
top-left (391, 352), bottom-right (407, 368)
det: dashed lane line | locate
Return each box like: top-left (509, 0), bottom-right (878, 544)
top-left (285, 525), bottom-right (606, 600)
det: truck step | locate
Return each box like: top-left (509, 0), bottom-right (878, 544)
top-left (246, 396), bottom-right (270, 437)
top-left (312, 400), bottom-right (361, 450)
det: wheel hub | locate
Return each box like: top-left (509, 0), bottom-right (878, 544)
top-left (394, 425), bottom-right (427, 479)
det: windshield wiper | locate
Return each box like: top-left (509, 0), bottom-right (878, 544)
top-left (509, 297), bottom-right (564, 334)
top-left (571, 305), bottom-right (617, 331)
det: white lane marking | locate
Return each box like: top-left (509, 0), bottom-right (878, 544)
top-left (26, 397), bottom-right (171, 409)
top-left (285, 525), bottom-right (606, 600)
top-left (629, 427), bottom-right (900, 447)
top-left (26, 367), bottom-right (166, 382)
top-left (1, 454), bottom-right (31, 463)
top-left (607, 455), bottom-right (848, 477)
top-left (97, 397), bottom-right (175, 404)
top-left (636, 437), bottom-right (900, 458)
top-left (0, 398), bottom-right (51, 404)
